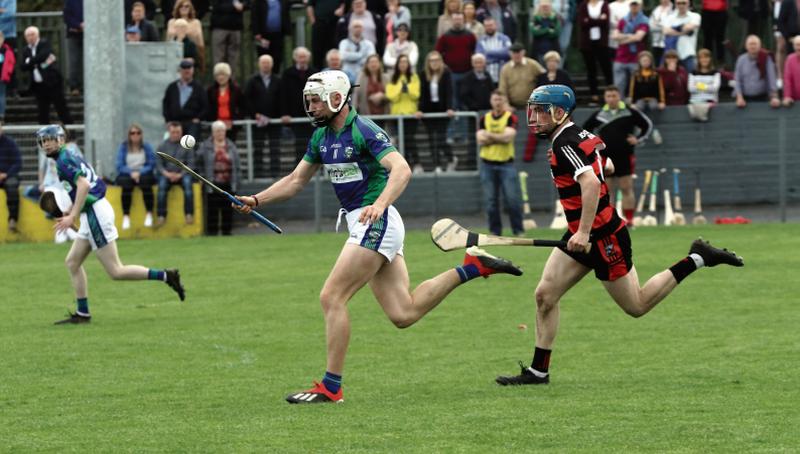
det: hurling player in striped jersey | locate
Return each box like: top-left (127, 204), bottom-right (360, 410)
top-left (495, 85), bottom-right (743, 386)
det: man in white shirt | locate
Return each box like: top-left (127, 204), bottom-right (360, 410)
top-left (608, 0), bottom-right (630, 52)
top-left (663, 0), bottom-right (701, 72)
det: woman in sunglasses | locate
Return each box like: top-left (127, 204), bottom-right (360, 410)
top-left (115, 123), bottom-right (157, 230)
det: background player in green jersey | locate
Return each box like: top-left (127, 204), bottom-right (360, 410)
top-left (235, 70), bottom-right (523, 404)
top-left (37, 125), bottom-right (185, 325)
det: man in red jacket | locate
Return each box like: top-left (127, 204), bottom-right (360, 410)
top-left (435, 12), bottom-right (476, 144)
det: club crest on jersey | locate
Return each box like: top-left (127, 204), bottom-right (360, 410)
top-left (344, 146), bottom-right (354, 159)
top-left (375, 132), bottom-right (389, 143)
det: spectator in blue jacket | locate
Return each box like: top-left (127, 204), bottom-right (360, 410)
top-left (0, 120), bottom-right (20, 232)
top-left (116, 123), bottom-right (157, 230)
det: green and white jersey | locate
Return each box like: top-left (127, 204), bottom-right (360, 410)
top-left (303, 109), bottom-right (398, 211)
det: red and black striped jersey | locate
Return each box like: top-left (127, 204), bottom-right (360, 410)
top-left (549, 122), bottom-right (624, 237)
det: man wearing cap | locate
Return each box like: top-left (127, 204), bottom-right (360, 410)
top-left (125, 25), bottom-right (142, 42)
top-left (498, 43), bottom-right (544, 161)
top-left (162, 59), bottom-right (209, 140)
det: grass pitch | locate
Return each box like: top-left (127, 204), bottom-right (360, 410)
top-left (1, 223), bottom-right (798, 452)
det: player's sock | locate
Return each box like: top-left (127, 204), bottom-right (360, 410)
top-left (148, 269), bottom-right (167, 282)
top-left (76, 297), bottom-right (89, 316)
top-left (322, 371), bottom-right (342, 394)
top-left (454, 264), bottom-right (482, 283)
top-left (669, 254), bottom-right (704, 283)
top-left (530, 346), bottom-right (551, 376)
top-left (624, 209), bottom-right (634, 225)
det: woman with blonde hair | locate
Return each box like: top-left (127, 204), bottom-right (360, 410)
top-left (437, 0), bottom-right (463, 36)
top-left (463, 1), bottom-right (485, 37)
top-left (169, 19), bottom-right (199, 64)
top-left (167, 0), bottom-right (205, 71)
top-left (416, 50), bottom-right (456, 172)
top-left (354, 54), bottom-right (390, 115)
top-left (536, 50), bottom-right (574, 88)
top-left (206, 62), bottom-right (244, 140)
top-left (115, 123), bottom-right (157, 230)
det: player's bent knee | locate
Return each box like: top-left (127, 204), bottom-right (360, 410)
top-left (389, 314), bottom-right (414, 329)
top-left (621, 305), bottom-right (647, 318)
top-left (65, 256), bottom-right (81, 272)
top-left (534, 286), bottom-right (557, 312)
top-left (104, 265), bottom-right (124, 280)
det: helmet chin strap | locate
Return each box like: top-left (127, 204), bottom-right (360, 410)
top-left (534, 106), bottom-right (569, 138)
top-left (550, 106), bottom-right (569, 126)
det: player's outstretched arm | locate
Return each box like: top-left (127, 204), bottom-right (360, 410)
top-left (236, 160), bottom-right (320, 213)
top-left (358, 152), bottom-right (411, 224)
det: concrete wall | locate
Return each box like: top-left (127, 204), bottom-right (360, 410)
top-left (123, 41), bottom-right (184, 159)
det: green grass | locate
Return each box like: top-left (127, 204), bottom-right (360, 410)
top-left (1, 224), bottom-right (799, 452)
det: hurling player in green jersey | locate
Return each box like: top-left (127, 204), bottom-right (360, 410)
top-left (235, 70), bottom-right (523, 404)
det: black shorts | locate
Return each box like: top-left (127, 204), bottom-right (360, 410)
top-left (559, 226), bottom-right (633, 281)
top-left (606, 149), bottom-right (635, 177)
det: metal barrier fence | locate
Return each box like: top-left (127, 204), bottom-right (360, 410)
top-left (9, 112), bottom-right (479, 185)
top-left (7, 105), bottom-right (799, 230)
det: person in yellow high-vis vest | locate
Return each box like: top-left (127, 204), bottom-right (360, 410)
top-left (476, 90), bottom-right (524, 235)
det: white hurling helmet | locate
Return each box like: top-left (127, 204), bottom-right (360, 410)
top-left (302, 70), bottom-right (352, 127)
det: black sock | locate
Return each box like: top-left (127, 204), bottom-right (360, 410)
top-left (531, 347), bottom-right (552, 374)
top-left (669, 256), bottom-right (699, 283)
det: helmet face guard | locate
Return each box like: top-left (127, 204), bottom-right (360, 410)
top-left (36, 125), bottom-right (66, 149)
top-left (527, 102), bottom-right (568, 138)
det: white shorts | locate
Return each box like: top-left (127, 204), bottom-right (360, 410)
top-left (77, 198), bottom-right (119, 250)
top-left (344, 205), bottom-right (405, 262)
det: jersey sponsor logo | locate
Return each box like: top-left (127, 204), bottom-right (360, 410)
top-left (320, 145), bottom-right (328, 155)
top-left (578, 130), bottom-right (596, 140)
top-left (332, 143), bottom-right (342, 159)
top-left (324, 162), bottom-right (364, 184)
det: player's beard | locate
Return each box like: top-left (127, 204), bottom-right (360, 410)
top-left (533, 122), bottom-right (555, 139)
